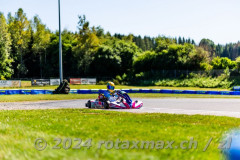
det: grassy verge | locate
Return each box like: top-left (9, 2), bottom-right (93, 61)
top-left (0, 109), bottom-right (236, 159)
top-left (1, 82), bottom-right (230, 91)
top-left (1, 93), bottom-right (240, 102)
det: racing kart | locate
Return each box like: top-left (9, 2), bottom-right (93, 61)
top-left (85, 93), bottom-right (143, 109)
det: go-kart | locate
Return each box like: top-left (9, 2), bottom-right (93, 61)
top-left (85, 93), bottom-right (143, 109)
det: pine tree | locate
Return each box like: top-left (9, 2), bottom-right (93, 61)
top-left (182, 37), bottom-right (186, 44)
top-left (178, 37), bottom-right (182, 44)
top-left (191, 39), bottom-right (195, 45)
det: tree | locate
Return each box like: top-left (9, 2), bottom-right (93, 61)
top-left (32, 15), bottom-right (50, 78)
top-left (134, 41), bottom-right (209, 73)
top-left (191, 39), bottom-right (195, 45)
top-left (113, 40), bottom-right (139, 74)
top-left (8, 8), bottom-right (31, 77)
top-left (43, 31), bottom-right (77, 78)
top-left (235, 56), bottom-right (240, 71)
top-left (182, 37), bottom-right (185, 44)
top-left (90, 45), bottom-right (121, 77)
top-left (155, 36), bottom-right (175, 53)
top-left (199, 38), bottom-right (215, 58)
top-left (211, 57), bottom-right (237, 69)
top-left (178, 37), bottom-right (182, 44)
top-left (188, 47), bottom-right (209, 70)
top-left (0, 13), bottom-right (13, 79)
top-left (133, 51), bottom-right (157, 73)
top-left (73, 15), bottom-right (100, 75)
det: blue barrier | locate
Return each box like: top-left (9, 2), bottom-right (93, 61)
top-left (69, 89), bottom-right (78, 94)
top-left (129, 89), bottom-right (140, 93)
top-left (0, 90), bottom-right (7, 95)
top-left (6, 89), bottom-right (21, 95)
top-left (31, 89), bottom-right (46, 95)
top-left (196, 90), bottom-right (208, 94)
top-left (152, 89), bottom-right (161, 93)
top-left (90, 89), bottom-right (99, 94)
top-left (232, 91), bottom-right (240, 95)
top-left (160, 89), bottom-right (173, 94)
top-left (172, 90), bottom-right (184, 94)
top-left (233, 86), bottom-right (240, 91)
top-left (122, 89), bottom-right (130, 93)
top-left (0, 88), bottom-right (240, 96)
top-left (45, 90), bottom-right (54, 94)
top-left (220, 91), bottom-right (234, 95)
top-left (77, 89), bottom-right (91, 94)
top-left (20, 89), bottom-right (32, 95)
top-left (183, 90), bottom-right (197, 94)
top-left (140, 89), bottom-right (151, 93)
top-left (208, 91), bottom-right (220, 95)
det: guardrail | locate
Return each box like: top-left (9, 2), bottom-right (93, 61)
top-left (0, 89), bottom-right (239, 95)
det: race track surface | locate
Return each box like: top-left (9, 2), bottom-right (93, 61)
top-left (1, 98), bottom-right (240, 118)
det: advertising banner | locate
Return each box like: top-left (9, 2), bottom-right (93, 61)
top-left (70, 78), bottom-right (81, 85)
top-left (31, 79), bottom-right (50, 86)
top-left (70, 78), bottom-right (97, 85)
top-left (50, 79), bottom-right (60, 86)
top-left (0, 80), bottom-right (21, 87)
top-left (81, 78), bottom-right (96, 85)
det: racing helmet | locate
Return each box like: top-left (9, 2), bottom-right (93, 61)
top-left (107, 82), bottom-right (115, 93)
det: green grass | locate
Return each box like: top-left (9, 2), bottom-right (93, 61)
top-left (1, 93), bottom-right (240, 102)
top-left (0, 109), bottom-right (236, 159)
top-left (1, 81), bottom-right (230, 91)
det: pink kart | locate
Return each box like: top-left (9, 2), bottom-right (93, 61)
top-left (85, 93), bottom-right (143, 109)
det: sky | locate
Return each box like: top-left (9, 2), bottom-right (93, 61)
top-left (1, 0), bottom-right (240, 45)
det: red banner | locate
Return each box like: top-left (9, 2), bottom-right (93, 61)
top-left (70, 78), bottom-right (81, 85)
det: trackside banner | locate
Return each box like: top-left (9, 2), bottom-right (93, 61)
top-left (81, 78), bottom-right (96, 84)
top-left (31, 79), bottom-right (50, 86)
top-left (0, 80), bottom-right (21, 87)
top-left (50, 79), bottom-right (60, 86)
top-left (70, 78), bottom-right (96, 85)
top-left (32, 79), bottom-right (61, 86)
top-left (70, 78), bottom-right (81, 85)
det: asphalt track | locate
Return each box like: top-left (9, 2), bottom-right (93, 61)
top-left (0, 98), bottom-right (240, 118)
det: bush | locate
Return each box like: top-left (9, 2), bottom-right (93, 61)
top-left (153, 75), bottom-right (233, 89)
top-left (97, 81), bottom-right (108, 85)
top-left (112, 79), bottom-right (120, 85)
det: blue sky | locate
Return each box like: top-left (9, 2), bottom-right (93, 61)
top-left (1, 0), bottom-right (240, 44)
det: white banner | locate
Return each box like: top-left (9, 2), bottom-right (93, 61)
top-left (81, 78), bottom-right (96, 85)
top-left (50, 79), bottom-right (60, 86)
top-left (0, 80), bottom-right (21, 87)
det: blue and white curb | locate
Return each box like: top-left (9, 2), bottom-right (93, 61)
top-left (0, 89), bottom-right (239, 96)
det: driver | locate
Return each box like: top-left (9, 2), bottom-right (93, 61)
top-left (103, 82), bottom-right (132, 108)
top-left (104, 82), bottom-right (117, 102)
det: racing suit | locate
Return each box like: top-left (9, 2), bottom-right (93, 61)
top-left (101, 90), bottom-right (117, 102)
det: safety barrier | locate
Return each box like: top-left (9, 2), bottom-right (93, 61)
top-left (0, 89), bottom-right (239, 96)
top-left (233, 86), bottom-right (240, 91)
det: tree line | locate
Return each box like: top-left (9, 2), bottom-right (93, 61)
top-left (0, 8), bottom-right (240, 81)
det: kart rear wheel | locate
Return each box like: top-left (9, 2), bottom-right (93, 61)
top-left (86, 100), bottom-right (91, 108)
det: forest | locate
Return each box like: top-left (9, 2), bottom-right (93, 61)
top-left (1, 8), bottom-right (240, 87)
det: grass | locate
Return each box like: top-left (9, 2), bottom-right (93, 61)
top-left (0, 82), bottom-right (236, 102)
top-left (0, 109), bottom-right (236, 159)
top-left (1, 93), bottom-right (240, 102)
top-left (0, 81), bottom-right (230, 91)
